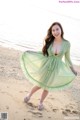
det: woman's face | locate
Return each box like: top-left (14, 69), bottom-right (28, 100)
top-left (51, 24), bottom-right (62, 39)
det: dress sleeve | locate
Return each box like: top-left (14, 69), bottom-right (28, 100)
top-left (65, 41), bottom-right (73, 67)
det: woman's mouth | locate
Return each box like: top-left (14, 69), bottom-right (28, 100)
top-left (55, 34), bottom-right (59, 37)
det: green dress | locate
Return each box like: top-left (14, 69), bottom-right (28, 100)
top-left (20, 39), bottom-right (76, 91)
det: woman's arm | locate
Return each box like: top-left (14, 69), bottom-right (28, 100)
top-left (70, 66), bottom-right (77, 76)
top-left (65, 41), bottom-right (77, 76)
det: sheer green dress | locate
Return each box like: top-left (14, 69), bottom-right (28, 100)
top-left (21, 39), bottom-right (76, 91)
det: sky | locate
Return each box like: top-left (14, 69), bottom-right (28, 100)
top-left (0, 0), bottom-right (80, 42)
top-left (0, 0), bottom-right (80, 49)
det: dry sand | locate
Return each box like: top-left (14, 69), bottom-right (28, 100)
top-left (0, 46), bottom-right (80, 120)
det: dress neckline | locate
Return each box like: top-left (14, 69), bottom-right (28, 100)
top-left (51, 39), bottom-right (64, 56)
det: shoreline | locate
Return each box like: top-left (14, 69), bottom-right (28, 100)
top-left (0, 45), bottom-right (80, 120)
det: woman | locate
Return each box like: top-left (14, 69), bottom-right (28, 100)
top-left (21, 22), bottom-right (77, 110)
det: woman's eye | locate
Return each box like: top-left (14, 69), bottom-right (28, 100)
top-left (52, 30), bottom-right (55, 32)
top-left (56, 28), bottom-right (59, 31)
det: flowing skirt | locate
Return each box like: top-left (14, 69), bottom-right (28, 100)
top-left (20, 51), bottom-right (76, 91)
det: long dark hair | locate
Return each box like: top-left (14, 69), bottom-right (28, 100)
top-left (42, 22), bottom-right (64, 56)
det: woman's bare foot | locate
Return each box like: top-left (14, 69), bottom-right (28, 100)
top-left (24, 96), bottom-right (30, 103)
top-left (38, 103), bottom-right (44, 111)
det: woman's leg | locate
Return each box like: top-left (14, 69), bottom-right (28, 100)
top-left (28, 86), bottom-right (41, 97)
top-left (38, 89), bottom-right (48, 110)
top-left (24, 86), bottom-right (41, 102)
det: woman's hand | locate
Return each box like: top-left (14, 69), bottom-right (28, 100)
top-left (72, 69), bottom-right (77, 76)
top-left (70, 66), bottom-right (77, 76)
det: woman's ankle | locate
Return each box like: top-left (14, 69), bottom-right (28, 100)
top-left (27, 93), bottom-right (31, 98)
top-left (24, 96), bottom-right (30, 103)
top-left (38, 102), bottom-right (44, 110)
top-left (39, 101), bottom-right (43, 105)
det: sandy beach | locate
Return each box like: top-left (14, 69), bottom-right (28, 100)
top-left (0, 46), bottom-right (80, 120)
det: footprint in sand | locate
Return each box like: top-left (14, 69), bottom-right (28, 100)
top-left (52, 108), bottom-right (59, 112)
top-left (71, 110), bottom-right (79, 114)
top-left (27, 102), bottom-right (37, 108)
top-left (26, 102), bottom-right (43, 117)
top-left (28, 110), bottom-right (43, 117)
top-left (62, 109), bottom-right (72, 116)
top-left (62, 108), bottom-right (79, 116)
top-left (65, 109), bottom-right (71, 113)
